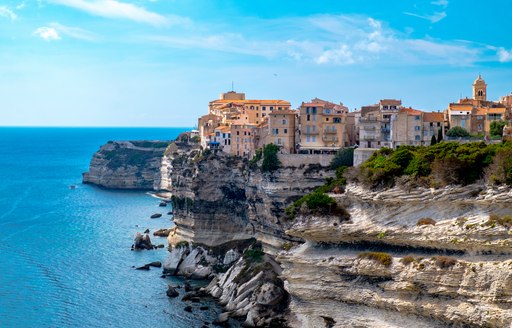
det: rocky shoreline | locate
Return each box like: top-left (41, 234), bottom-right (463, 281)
top-left (84, 140), bottom-right (512, 328)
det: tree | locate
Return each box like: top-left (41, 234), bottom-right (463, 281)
top-left (330, 147), bottom-right (354, 169)
top-left (261, 144), bottom-right (281, 172)
top-left (490, 121), bottom-right (507, 138)
top-left (430, 134), bottom-right (437, 146)
top-left (437, 129), bottom-right (443, 143)
top-left (446, 126), bottom-right (470, 138)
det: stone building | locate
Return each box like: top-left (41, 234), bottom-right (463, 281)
top-left (267, 109), bottom-right (298, 154)
top-left (359, 99), bottom-right (402, 148)
top-left (298, 98), bottom-right (348, 154)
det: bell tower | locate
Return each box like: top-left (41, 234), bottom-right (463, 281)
top-left (472, 74), bottom-right (487, 101)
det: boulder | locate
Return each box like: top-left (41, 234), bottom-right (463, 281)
top-left (255, 282), bottom-right (284, 306)
top-left (144, 229), bottom-right (150, 234)
top-left (223, 249), bottom-right (240, 266)
top-left (184, 306), bottom-right (193, 313)
top-left (166, 286), bottom-right (179, 298)
top-left (159, 201), bottom-right (168, 207)
top-left (213, 312), bottom-right (230, 325)
top-left (163, 246), bottom-right (190, 275)
top-left (150, 213), bottom-right (162, 219)
top-left (135, 264), bottom-right (150, 270)
top-left (133, 232), bottom-right (153, 250)
top-left (148, 261), bottom-right (162, 268)
top-left (153, 229), bottom-right (171, 237)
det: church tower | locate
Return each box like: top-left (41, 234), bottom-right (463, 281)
top-left (472, 74), bottom-right (487, 101)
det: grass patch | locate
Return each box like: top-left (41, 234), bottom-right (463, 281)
top-left (400, 255), bottom-right (415, 266)
top-left (358, 252), bottom-right (393, 267)
top-left (243, 249), bottom-right (265, 262)
top-left (485, 214), bottom-right (512, 228)
top-left (434, 256), bottom-right (457, 269)
top-left (175, 240), bottom-right (189, 249)
top-left (416, 218), bottom-right (437, 226)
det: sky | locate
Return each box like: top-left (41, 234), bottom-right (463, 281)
top-left (0, 0), bottom-right (511, 127)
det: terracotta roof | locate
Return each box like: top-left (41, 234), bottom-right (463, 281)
top-left (423, 112), bottom-right (444, 122)
top-left (215, 126), bottom-right (231, 132)
top-left (210, 99), bottom-right (291, 105)
top-left (472, 108), bottom-right (487, 116)
top-left (400, 107), bottom-right (423, 115)
top-left (272, 109), bottom-right (297, 115)
top-left (487, 107), bottom-right (506, 114)
top-left (380, 99), bottom-right (402, 106)
top-left (301, 102), bottom-right (326, 108)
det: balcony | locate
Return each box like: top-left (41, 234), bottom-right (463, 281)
top-left (363, 126), bottom-right (376, 131)
top-left (323, 129), bottom-right (338, 134)
top-left (303, 130), bottom-right (319, 135)
top-left (359, 117), bottom-right (379, 123)
top-left (381, 127), bottom-right (390, 133)
top-left (363, 136), bottom-right (376, 141)
top-left (322, 135), bottom-right (339, 142)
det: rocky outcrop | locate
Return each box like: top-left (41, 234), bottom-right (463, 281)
top-left (82, 140), bottom-right (171, 190)
top-left (280, 183), bottom-right (512, 327)
top-left (167, 149), bottom-right (332, 250)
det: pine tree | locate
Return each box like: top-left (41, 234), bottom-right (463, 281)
top-left (437, 128), bottom-right (443, 142)
top-left (430, 134), bottom-right (437, 146)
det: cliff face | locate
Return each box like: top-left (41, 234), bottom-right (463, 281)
top-left (82, 141), bottom-right (171, 190)
top-left (280, 183), bottom-right (512, 328)
top-left (168, 149), bottom-right (332, 250)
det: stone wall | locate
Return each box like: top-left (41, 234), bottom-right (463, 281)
top-left (353, 148), bottom-right (377, 166)
top-left (278, 154), bottom-right (334, 168)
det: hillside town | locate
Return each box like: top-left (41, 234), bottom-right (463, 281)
top-left (197, 75), bottom-right (512, 159)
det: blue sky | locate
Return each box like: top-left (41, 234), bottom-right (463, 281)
top-left (0, 0), bottom-right (511, 127)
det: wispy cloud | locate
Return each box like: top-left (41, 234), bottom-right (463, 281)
top-left (498, 48), bottom-right (512, 63)
top-left (403, 11), bottom-right (447, 23)
top-left (431, 0), bottom-right (449, 7)
top-left (47, 0), bottom-right (184, 27)
top-left (33, 27), bottom-right (61, 41)
top-left (0, 6), bottom-right (17, 20)
top-left (49, 22), bottom-right (97, 41)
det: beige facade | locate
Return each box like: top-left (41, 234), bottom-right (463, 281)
top-left (298, 98), bottom-right (348, 153)
top-left (393, 108), bottom-right (424, 147)
top-left (268, 110), bottom-right (297, 154)
top-left (359, 99), bottom-right (402, 148)
top-left (230, 123), bottom-right (257, 157)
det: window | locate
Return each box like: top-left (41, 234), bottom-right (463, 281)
top-left (244, 131), bottom-right (247, 136)
top-left (236, 137), bottom-right (240, 142)
top-left (333, 117), bottom-right (341, 123)
top-left (415, 135), bottom-right (421, 141)
top-left (430, 122), bottom-right (433, 127)
top-left (414, 126), bottom-right (421, 131)
top-left (248, 132), bottom-right (251, 136)
top-left (262, 113), bottom-right (266, 117)
top-left (256, 113), bottom-right (259, 117)
top-left (324, 109), bottom-right (331, 115)
top-left (306, 126), bottom-right (310, 133)
top-left (311, 107), bottom-right (317, 114)
top-left (250, 106), bottom-right (254, 109)
top-left (277, 138), bottom-right (282, 145)
top-left (437, 122), bottom-right (441, 127)
top-left (306, 136), bottom-right (310, 142)
top-left (306, 107), bottom-right (310, 114)
top-left (216, 132), bottom-right (220, 136)
top-left (326, 118), bottom-right (329, 122)
top-left (284, 128), bottom-right (288, 134)
top-left (307, 115), bottom-right (311, 121)
top-left (312, 136), bottom-right (316, 142)
top-left (236, 131), bottom-right (240, 136)
top-left (415, 116), bottom-right (420, 120)
top-left (282, 119), bottom-right (287, 125)
top-left (262, 106), bottom-right (266, 111)
top-left (278, 107), bottom-right (282, 110)
top-left (312, 115), bottom-right (316, 122)
top-left (270, 106), bottom-right (274, 110)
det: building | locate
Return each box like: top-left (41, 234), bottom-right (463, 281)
top-left (447, 75), bottom-right (508, 137)
top-left (298, 98), bottom-right (348, 154)
top-left (393, 107), bottom-right (424, 147)
top-left (268, 109), bottom-right (298, 154)
top-left (359, 99), bottom-right (402, 148)
top-left (422, 112), bottom-right (447, 143)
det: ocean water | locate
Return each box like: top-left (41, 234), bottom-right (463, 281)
top-left (0, 128), bottom-right (222, 328)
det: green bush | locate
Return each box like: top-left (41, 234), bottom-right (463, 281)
top-left (358, 252), bottom-right (393, 267)
top-left (490, 121), bottom-right (507, 138)
top-left (243, 249), bottom-right (265, 262)
top-left (175, 240), bottom-right (189, 249)
top-left (331, 148), bottom-right (354, 169)
top-left (446, 127), bottom-right (470, 138)
top-left (285, 191), bottom-right (349, 219)
top-left (249, 148), bottom-right (263, 170)
top-left (262, 144), bottom-right (281, 172)
top-left (485, 214), bottom-right (512, 228)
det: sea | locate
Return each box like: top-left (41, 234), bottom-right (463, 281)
top-left (0, 127), bottom-right (223, 328)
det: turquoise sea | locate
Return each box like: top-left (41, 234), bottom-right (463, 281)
top-left (0, 127), bottom-right (221, 328)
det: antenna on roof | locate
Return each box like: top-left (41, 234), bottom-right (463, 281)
top-left (231, 81), bottom-right (234, 92)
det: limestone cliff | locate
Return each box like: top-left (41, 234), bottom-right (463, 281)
top-left (280, 183), bottom-right (512, 328)
top-left (167, 148), bottom-right (333, 250)
top-left (82, 140), bottom-right (171, 190)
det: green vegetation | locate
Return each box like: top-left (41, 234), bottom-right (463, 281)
top-left (437, 129), bottom-right (443, 143)
top-left (330, 147), bottom-right (354, 169)
top-left (130, 141), bottom-right (170, 148)
top-left (281, 242), bottom-right (293, 251)
top-left (191, 136), bottom-right (201, 143)
top-left (417, 218), bottom-right (436, 226)
top-left (446, 126), bottom-right (470, 138)
top-left (175, 240), bottom-right (189, 249)
top-left (400, 255), bottom-right (415, 266)
top-left (490, 121), bottom-right (507, 139)
top-left (485, 214), bottom-right (512, 229)
top-left (243, 248), bottom-right (265, 262)
top-left (356, 141), bottom-right (512, 189)
top-left (430, 134), bottom-right (437, 146)
top-left (434, 256), bottom-right (457, 269)
top-left (358, 252), bottom-right (393, 267)
top-left (248, 148), bottom-right (263, 170)
top-left (261, 144), bottom-right (281, 172)
top-left (170, 196), bottom-right (194, 211)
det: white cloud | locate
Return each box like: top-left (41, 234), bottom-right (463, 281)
top-left (498, 48), bottom-right (512, 63)
top-left (0, 6), bottom-right (17, 20)
top-left (316, 45), bottom-right (355, 65)
top-left (50, 22), bottom-right (97, 41)
top-left (431, 0), bottom-right (449, 7)
top-left (16, 2), bottom-right (26, 10)
top-left (48, 0), bottom-right (180, 27)
top-left (403, 11), bottom-right (447, 23)
top-left (33, 27), bottom-right (61, 41)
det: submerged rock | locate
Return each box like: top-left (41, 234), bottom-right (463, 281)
top-left (150, 213), bottom-right (162, 219)
top-left (166, 285), bottom-right (179, 298)
top-left (159, 201), bottom-right (167, 207)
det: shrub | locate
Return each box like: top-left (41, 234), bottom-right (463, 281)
top-left (446, 127), bottom-right (470, 138)
top-left (417, 218), bottom-right (437, 226)
top-left (243, 249), bottom-right (265, 262)
top-left (262, 144), bottom-right (281, 172)
top-left (485, 214), bottom-right (512, 228)
top-left (485, 148), bottom-right (512, 185)
top-left (435, 256), bottom-right (457, 269)
top-left (175, 240), bottom-right (189, 249)
top-left (248, 148), bottom-right (263, 170)
top-left (358, 252), bottom-right (393, 267)
top-left (490, 121), bottom-right (507, 138)
top-left (331, 148), bottom-right (354, 169)
top-left (401, 255), bottom-right (415, 265)
top-left (285, 191), bottom-right (349, 220)
top-left (282, 242), bottom-right (293, 251)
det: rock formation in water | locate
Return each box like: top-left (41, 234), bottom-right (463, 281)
top-left (82, 140), bottom-right (171, 190)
